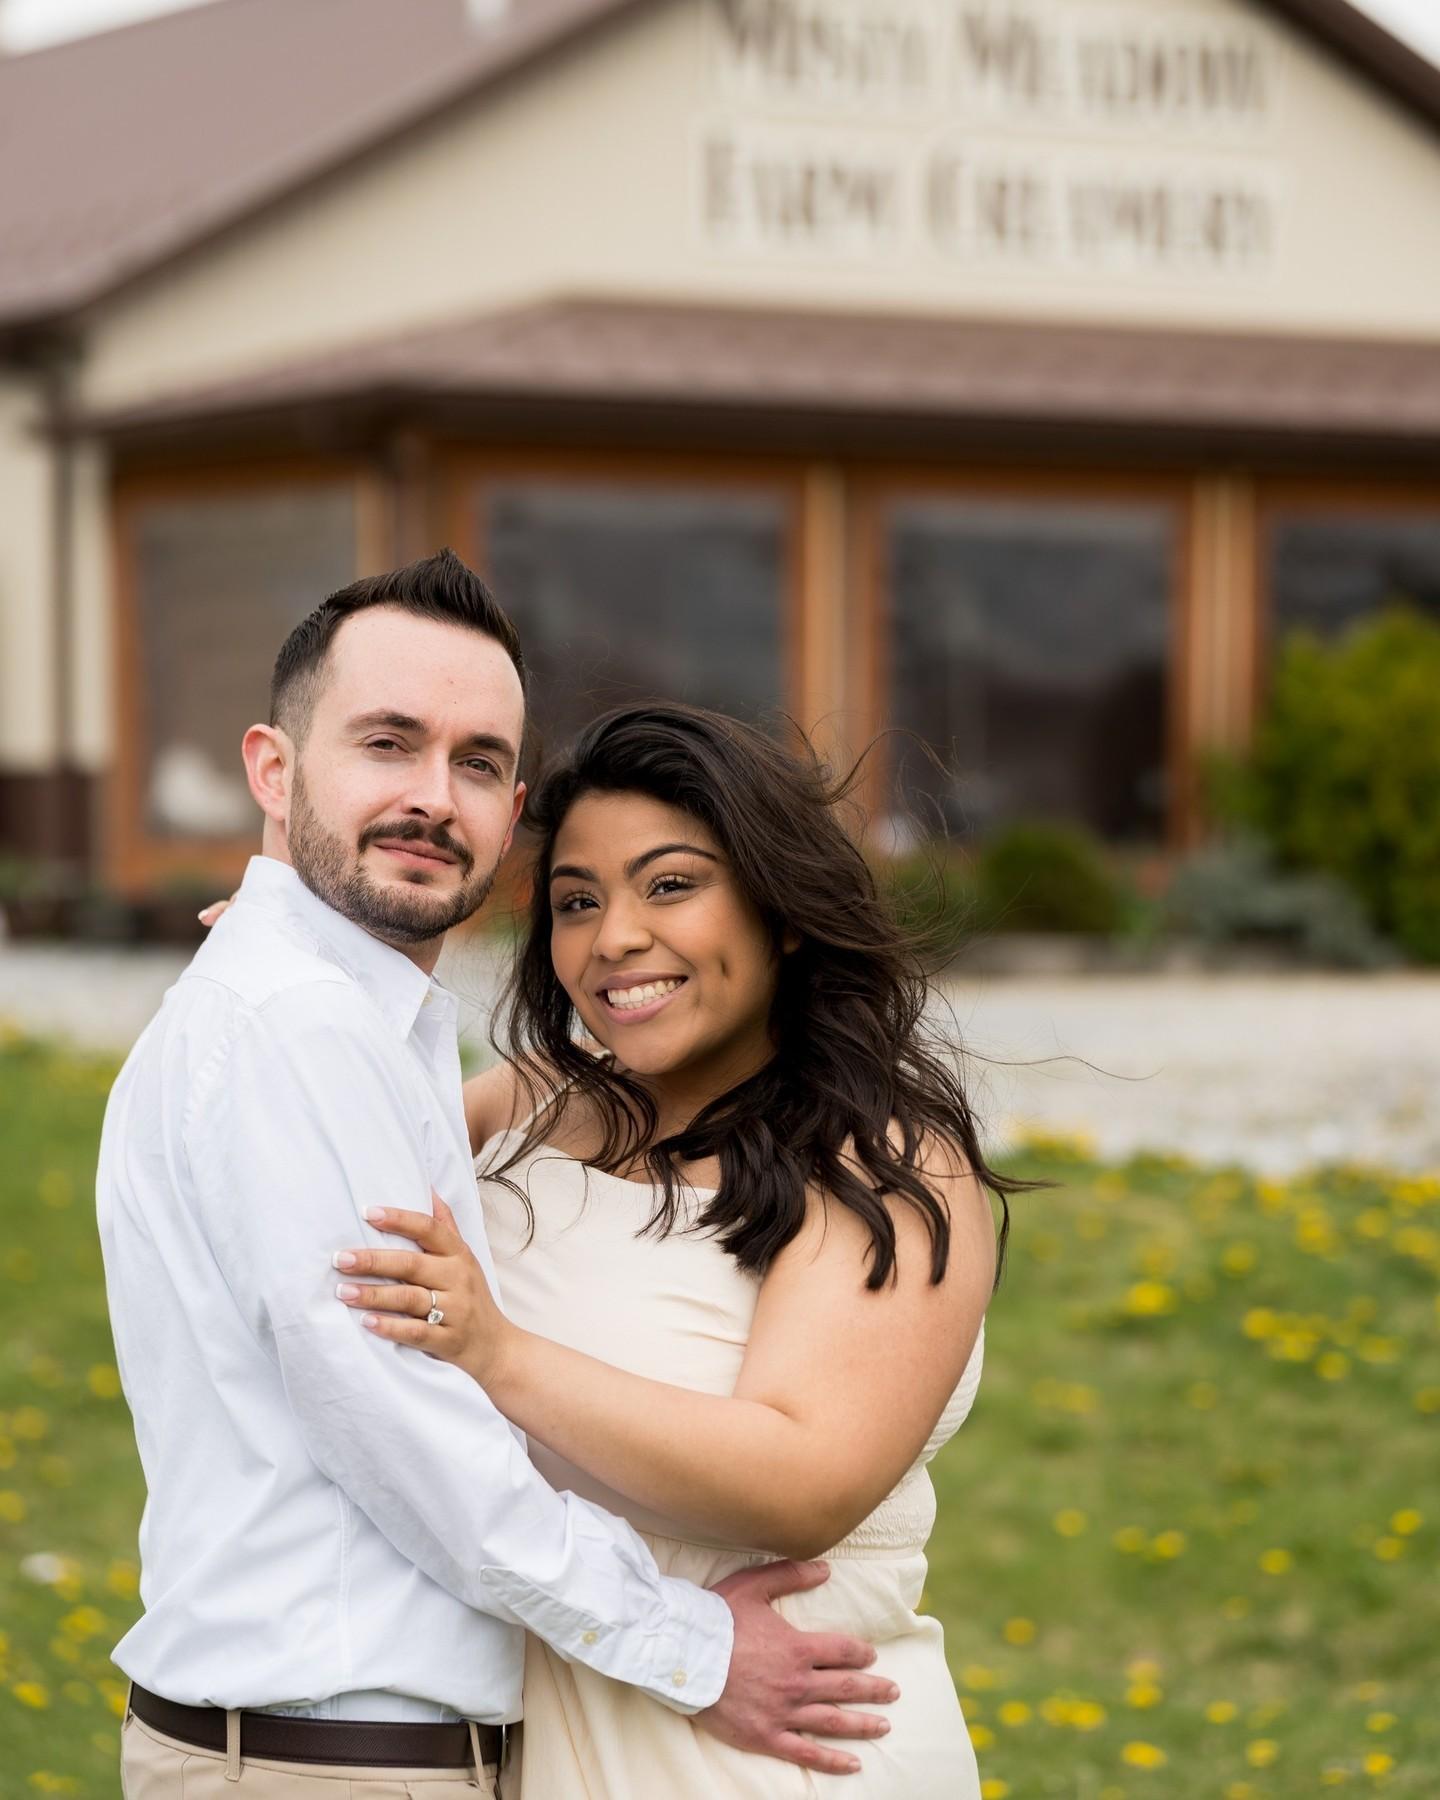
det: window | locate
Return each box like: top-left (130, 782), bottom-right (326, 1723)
top-left (478, 481), bottom-right (786, 767)
top-left (132, 486), bottom-right (356, 839)
top-left (884, 497), bottom-right (1172, 842)
top-left (1270, 512), bottom-right (1440, 640)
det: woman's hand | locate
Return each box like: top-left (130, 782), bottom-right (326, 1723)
top-left (332, 1195), bottom-right (517, 1392)
top-left (197, 892), bottom-right (237, 926)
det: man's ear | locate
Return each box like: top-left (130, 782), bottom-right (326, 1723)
top-left (242, 723), bottom-right (293, 829)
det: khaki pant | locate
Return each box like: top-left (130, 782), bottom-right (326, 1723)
top-left (122, 1711), bottom-right (500, 1798)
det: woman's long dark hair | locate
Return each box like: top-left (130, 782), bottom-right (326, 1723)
top-left (490, 702), bottom-right (1021, 1292)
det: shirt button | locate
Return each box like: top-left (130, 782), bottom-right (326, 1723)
top-left (581, 1630), bottom-right (598, 1645)
top-left (672, 1671), bottom-right (687, 1688)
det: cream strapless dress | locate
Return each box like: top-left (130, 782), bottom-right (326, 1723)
top-left (477, 1132), bottom-right (984, 1799)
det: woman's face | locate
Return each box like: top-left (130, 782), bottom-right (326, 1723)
top-left (547, 790), bottom-right (782, 1095)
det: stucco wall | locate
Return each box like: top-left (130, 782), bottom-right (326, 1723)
top-left (79, 0), bottom-right (1440, 410)
top-left (0, 376), bottom-right (54, 769)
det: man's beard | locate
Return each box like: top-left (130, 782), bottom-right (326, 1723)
top-left (288, 767), bottom-right (498, 946)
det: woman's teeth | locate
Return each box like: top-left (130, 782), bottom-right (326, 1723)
top-left (606, 978), bottom-right (683, 1011)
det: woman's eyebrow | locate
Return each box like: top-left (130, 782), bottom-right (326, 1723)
top-left (624, 843), bottom-right (720, 878)
top-left (549, 844), bottom-right (719, 885)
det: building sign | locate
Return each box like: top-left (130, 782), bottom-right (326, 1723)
top-left (698, 0), bottom-right (1284, 276)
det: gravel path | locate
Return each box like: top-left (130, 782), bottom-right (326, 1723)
top-left (4, 942), bottom-right (1437, 1174)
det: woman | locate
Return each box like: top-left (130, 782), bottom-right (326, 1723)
top-left (332, 702), bottom-right (1016, 1796)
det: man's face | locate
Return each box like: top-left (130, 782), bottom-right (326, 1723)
top-left (285, 607), bottom-right (525, 948)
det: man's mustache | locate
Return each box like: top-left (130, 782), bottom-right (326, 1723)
top-left (358, 820), bottom-right (474, 873)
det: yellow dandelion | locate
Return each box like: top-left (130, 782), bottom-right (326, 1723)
top-left (1257, 1178), bottom-right (1291, 1214)
top-left (1221, 1242), bottom-right (1257, 1276)
top-left (1002, 1618), bottom-right (1035, 1646)
top-left (11, 1683), bottom-right (50, 1710)
top-left (59, 1607), bottom-right (107, 1642)
top-left (105, 1561), bottom-right (140, 1600)
top-left (1246, 1739), bottom-right (1279, 1767)
top-left (1126, 1682), bottom-right (1163, 1708)
top-left (0, 1492), bottom-right (26, 1524)
top-left (1366, 1713), bottom-right (1397, 1733)
top-left (27, 1776), bottom-right (79, 1796)
top-left (1358, 1337), bottom-right (1400, 1364)
top-left (980, 1783), bottom-right (1010, 1800)
top-left (1354, 1207), bottom-right (1389, 1239)
top-left (1205, 1701), bottom-right (1239, 1723)
top-left (968, 1722), bottom-right (995, 1750)
top-left (87, 1366), bottom-right (122, 1401)
top-left (1242, 1308), bottom-right (1278, 1340)
top-left (1123, 1282), bottom-right (1177, 1318)
top-left (1148, 1531), bottom-right (1186, 1560)
top-left (1112, 1526), bottom-right (1147, 1554)
top-left (1363, 1751), bottom-right (1395, 1776)
top-left (1224, 1787), bottom-right (1257, 1800)
top-left (11, 1407), bottom-right (46, 1441)
top-left (1390, 1510), bottom-right (1422, 1536)
top-left (1321, 1769), bottom-right (1351, 1785)
top-left (998, 1701), bottom-right (1032, 1727)
top-left (1070, 1701), bottom-right (1107, 1731)
top-left (1317, 1352), bottom-right (1351, 1381)
top-left (1053, 1509), bottom-right (1088, 1538)
top-left (1258, 1547), bottom-right (1292, 1575)
top-left (1039, 1697), bottom-right (1072, 1726)
top-left (1415, 1388), bottom-right (1440, 1415)
top-left (1120, 1741), bottom-right (1167, 1769)
top-left (1373, 1536), bottom-right (1405, 1561)
top-left (0, 1437), bottom-right (15, 1470)
top-left (1186, 1381), bottom-right (1218, 1410)
top-left (99, 1679), bottom-right (128, 1718)
top-left (962, 1665), bottom-right (998, 1691)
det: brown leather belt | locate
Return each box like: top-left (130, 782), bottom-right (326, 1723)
top-left (129, 1682), bottom-right (504, 1769)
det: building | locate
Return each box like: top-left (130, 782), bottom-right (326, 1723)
top-left (2, 0), bottom-right (1439, 893)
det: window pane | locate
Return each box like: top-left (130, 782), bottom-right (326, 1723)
top-left (886, 498), bottom-right (1172, 843)
top-left (1270, 512), bottom-right (1440, 639)
top-left (480, 482), bottom-right (784, 763)
top-left (135, 487), bottom-right (355, 839)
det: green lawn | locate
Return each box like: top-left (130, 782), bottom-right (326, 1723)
top-left (1, 1032), bottom-right (1437, 1797)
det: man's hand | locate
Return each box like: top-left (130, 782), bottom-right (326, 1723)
top-left (695, 1560), bottom-right (897, 1776)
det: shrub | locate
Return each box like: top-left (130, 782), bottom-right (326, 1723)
top-left (1226, 609), bottom-right (1440, 961)
top-left (1163, 837), bottom-right (1393, 968)
top-left (876, 849), bottom-right (979, 959)
top-left (974, 821), bottom-right (1126, 936)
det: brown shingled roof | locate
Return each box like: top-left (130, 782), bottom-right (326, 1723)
top-left (3, 0), bottom-right (1439, 331)
top-left (82, 296), bottom-right (1440, 447)
top-left (0, 0), bottom-right (645, 327)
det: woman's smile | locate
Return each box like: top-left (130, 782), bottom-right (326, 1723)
top-left (595, 973), bottom-right (689, 1023)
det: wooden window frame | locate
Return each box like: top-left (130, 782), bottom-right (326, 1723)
top-left (108, 457), bottom-right (383, 895)
top-left (847, 463), bottom-right (1196, 847)
top-left (441, 446), bottom-right (811, 739)
top-left (1253, 474), bottom-right (1440, 711)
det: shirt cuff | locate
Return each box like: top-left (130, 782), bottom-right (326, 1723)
top-left (643, 1580), bottom-right (734, 1714)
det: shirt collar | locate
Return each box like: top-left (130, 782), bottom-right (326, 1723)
top-left (235, 854), bottom-right (446, 1042)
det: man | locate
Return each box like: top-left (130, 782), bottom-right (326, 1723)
top-left (97, 550), bottom-right (893, 1796)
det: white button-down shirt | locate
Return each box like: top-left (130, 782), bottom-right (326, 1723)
top-left (96, 855), bottom-right (732, 1723)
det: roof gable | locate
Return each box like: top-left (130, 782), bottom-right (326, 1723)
top-left (1, 0), bottom-right (1438, 330)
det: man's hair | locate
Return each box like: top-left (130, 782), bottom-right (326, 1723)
top-left (269, 548), bottom-right (526, 745)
